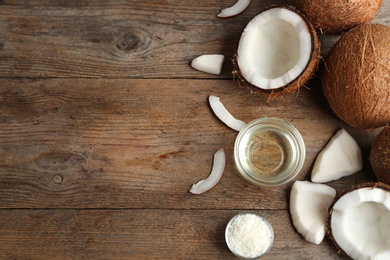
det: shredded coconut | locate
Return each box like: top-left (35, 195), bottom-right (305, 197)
top-left (226, 213), bottom-right (273, 258)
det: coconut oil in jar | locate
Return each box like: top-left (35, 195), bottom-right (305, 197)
top-left (234, 117), bottom-right (305, 186)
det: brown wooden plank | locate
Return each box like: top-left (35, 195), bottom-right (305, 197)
top-left (0, 209), bottom-right (344, 259)
top-left (0, 78), bottom-right (379, 209)
top-left (0, 0), bottom-right (283, 78)
top-left (0, 1), bottom-right (388, 259)
top-left (0, 0), bottom-right (388, 78)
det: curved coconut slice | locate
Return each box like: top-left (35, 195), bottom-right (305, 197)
top-left (234, 6), bottom-right (320, 96)
top-left (190, 149), bottom-right (226, 194)
top-left (329, 182), bottom-right (390, 260)
top-left (290, 181), bottom-right (336, 244)
top-left (191, 54), bottom-right (225, 75)
top-left (311, 129), bottom-right (363, 183)
top-left (209, 95), bottom-right (246, 132)
top-left (217, 0), bottom-right (251, 18)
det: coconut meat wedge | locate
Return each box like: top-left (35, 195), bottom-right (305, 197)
top-left (329, 183), bottom-right (390, 260)
top-left (311, 128), bottom-right (363, 183)
top-left (236, 6), bottom-right (319, 93)
top-left (290, 181), bottom-right (336, 245)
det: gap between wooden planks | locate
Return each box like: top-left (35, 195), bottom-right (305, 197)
top-left (0, 78), bottom-right (378, 210)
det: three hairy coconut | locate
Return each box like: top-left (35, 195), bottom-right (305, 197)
top-left (191, 2), bottom-right (389, 259)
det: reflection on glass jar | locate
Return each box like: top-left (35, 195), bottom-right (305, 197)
top-left (234, 117), bottom-right (306, 187)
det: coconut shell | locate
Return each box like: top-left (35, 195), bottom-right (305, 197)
top-left (322, 24), bottom-right (390, 129)
top-left (233, 6), bottom-right (320, 100)
top-left (290, 0), bottom-right (383, 34)
top-left (327, 182), bottom-right (390, 258)
top-left (371, 127), bottom-right (390, 184)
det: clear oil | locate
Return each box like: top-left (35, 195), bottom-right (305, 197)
top-left (240, 127), bottom-right (294, 178)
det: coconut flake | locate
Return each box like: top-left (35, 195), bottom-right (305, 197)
top-left (209, 95), bottom-right (246, 132)
top-left (226, 213), bottom-right (273, 258)
top-left (191, 54), bottom-right (225, 75)
top-left (217, 0), bottom-right (251, 18)
top-left (311, 129), bottom-right (363, 183)
top-left (190, 149), bottom-right (226, 194)
top-left (290, 181), bottom-right (336, 245)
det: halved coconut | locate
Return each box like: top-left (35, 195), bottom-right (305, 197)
top-left (233, 6), bottom-right (320, 97)
top-left (328, 182), bottom-right (390, 260)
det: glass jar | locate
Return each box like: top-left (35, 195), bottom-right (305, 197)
top-left (225, 212), bottom-right (274, 259)
top-left (234, 117), bottom-right (306, 187)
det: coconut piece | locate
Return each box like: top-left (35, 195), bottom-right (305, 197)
top-left (290, 0), bottom-right (383, 34)
top-left (322, 24), bottom-right (390, 129)
top-left (190, 149), bottom-right (226, 194)
top-left (328, 182), bottom-right (390, 260)
top-left (217, 0), bottom-right (251, 18)
top-left (209, 95), bottom-right (246, 132)
top-left (371, 127), bottom-right (390, 185)
top-left (191, 54), bottom-right (225, 75)
top-left (233, 6), bottom-right (320, 98)
top-left (311, 129), bottom-right (363, 183)
top-left (290, 181), bottom-right (336, 244)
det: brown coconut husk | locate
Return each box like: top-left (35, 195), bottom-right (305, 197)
top-left (327, 182), bottom-right (390, 259)
top-left (289, 0), bottom-right (383, 34)
top-left (232, 5), bottom-right (321, 101)
top-left (322, 23), bottom-right (390, 129)
top-left (371, 127), bottom-right (390, 184)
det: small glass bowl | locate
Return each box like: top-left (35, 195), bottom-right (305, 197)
top-left (225, 213), bottom-right (274, 259)
top-left (234, 117), bottom-right (305, 187)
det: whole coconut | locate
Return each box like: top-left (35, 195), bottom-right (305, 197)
top-left (290, 0), bottom-right (383, 34)
top-left (371, 127), bottom-right (390, 184)
top-left (322, 24), bottom-right (390, 129)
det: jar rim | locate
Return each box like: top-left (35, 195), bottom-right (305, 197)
top-left (234, 117), bottom-right (306, 187)
top-left (225, 212), bottom-right (274, 259)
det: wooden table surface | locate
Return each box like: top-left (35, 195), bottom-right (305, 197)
top-left (0, 1), bottom-right (388, 259)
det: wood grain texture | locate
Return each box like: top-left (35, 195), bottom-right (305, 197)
top-left (0, 209), bottom-right (344, 260)
top-left (0, 0), bottom-right (388, 78)
top-left (0, 78), bottom-right (378, 209)
top-left (0, 0), bottom-right (388, 259)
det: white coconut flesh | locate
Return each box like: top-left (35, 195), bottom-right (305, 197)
top-left (311, 128), bottom-right (363, 183)
top-left (290, 181), bottom-right (336, 245)
top-left (217, 0), bottom-right (251, 18)
top-left (209, 95), bottom-right (246, 132)
top-left (237, 8), bottom-right (312, 90)
top-left (331, 187), bottom-right (390, 259)
top-left (191, 54), bottom-right (225, 75)
top-left (190, 149), bottom-right (226, 194)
